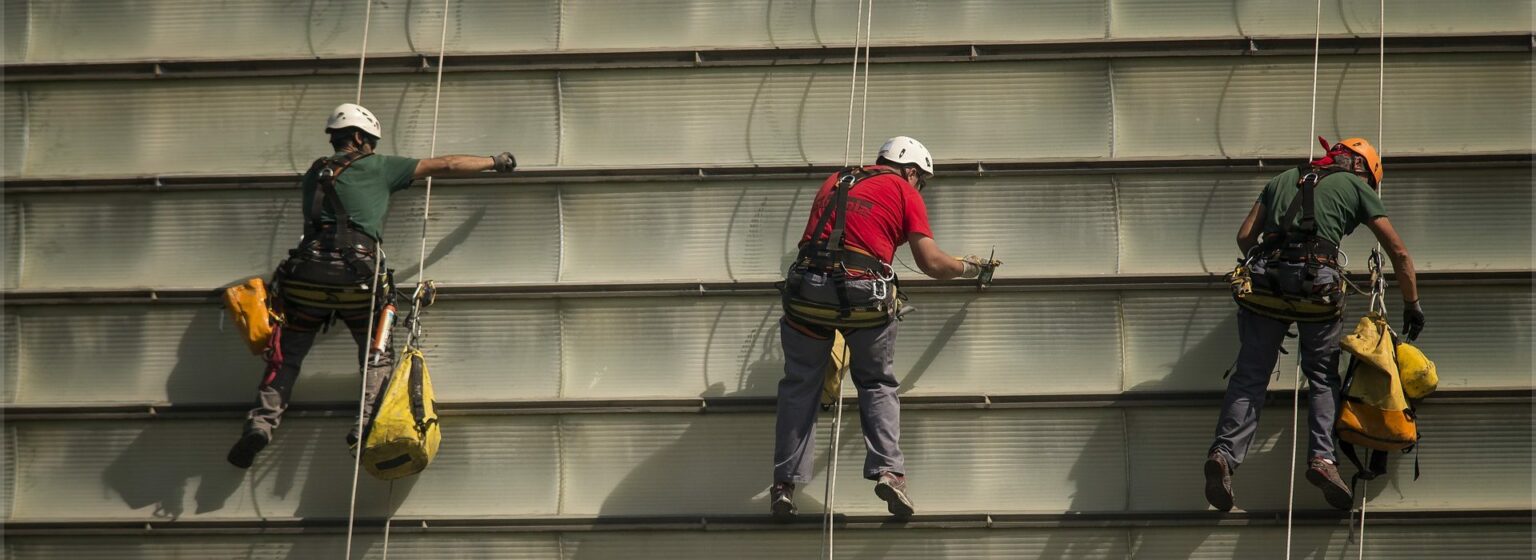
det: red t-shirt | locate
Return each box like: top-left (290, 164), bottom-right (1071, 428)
top-left (799, 167), bottom-right (934, 264)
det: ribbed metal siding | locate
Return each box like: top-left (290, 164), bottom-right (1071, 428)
top-left (7, 526), bottom-right (1532, 559)
top-left (8, 285), bottom-right (1527, 405)
top-left (7, 54), bottom-right (1529, 178)
top-left (7, 0), bottom-right (1531, 63)
top-left (6, 168), bottom-right (1529, 291)
top-left (5, 404), bottom-right (1527, 521)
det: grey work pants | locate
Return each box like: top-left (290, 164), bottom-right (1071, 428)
top-left (1210, 261), bottom-right (1346, 469)
top-left (774, 277), bottom-right (904, 484)
top-left (244, 301), bottom-right (394, 443)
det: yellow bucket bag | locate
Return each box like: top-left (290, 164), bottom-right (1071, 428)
top-left (1395, 341), bottom-right (1438, 400)
top-left (362, 347), bottom-right (442, 480)
top-left (1336, 313), bottom-right (1417, 452)
top-left (223, 277), bottom-right (277, 355)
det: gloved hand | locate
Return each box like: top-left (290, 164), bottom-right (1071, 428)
top-left (492, 151), bottom-right (517, 173)
top-left (1402, 299), bottom-right (1425, 342)
top-left (957, 255), bottom-right (1001, 280)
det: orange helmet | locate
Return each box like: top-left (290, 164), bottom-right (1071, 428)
top-left (1337, 137), bottom-right (1383, 186)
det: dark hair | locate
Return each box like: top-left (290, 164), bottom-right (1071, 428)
top-left (329, 128), bottom-right (379, 152)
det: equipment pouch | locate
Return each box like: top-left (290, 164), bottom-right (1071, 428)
top-left (224, 277), bottom-right (276, 355)
top-left (362, 347), bottom-right (442, 480)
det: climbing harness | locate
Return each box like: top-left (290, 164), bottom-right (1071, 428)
top-left (780, 167), bottom-right (906, 330)
top-left (1227, 163), bottom-right (1353, 323)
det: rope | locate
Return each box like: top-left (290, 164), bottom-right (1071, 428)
top-left (342, 0), bottom-right (380, 555)
top-left (344, 1), bottom-right (451, 557)
top-left (1357, 3), bottom-right (1386, 559)
top-left (825, 3), bottom-right (875, 558)
top-left (1286, 0), bottom-right (1326, 555)
top-left (355, 0), bottom-right (375, 104)
top-left (840, 0), bottom-right (868, 167)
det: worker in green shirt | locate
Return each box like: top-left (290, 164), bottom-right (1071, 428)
top-left (1205, 137), bottom-right (1424, 511)
top-left (228, 103), bottom-right (517, 469)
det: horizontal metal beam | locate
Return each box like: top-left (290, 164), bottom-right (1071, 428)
top-left (2, 270), bottom-right (1528, 306)
top-left (4, 153), bottom-right (1529, 194)
top-left (4, 389), bottom-right (1529, 422)
top-left (4, 34), bottom-right (1529, 82)
top-left (6, 509), bottom-right (1528, 536)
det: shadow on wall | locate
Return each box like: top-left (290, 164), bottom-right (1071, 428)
top-left (102, 306), bottom-right (246, 519)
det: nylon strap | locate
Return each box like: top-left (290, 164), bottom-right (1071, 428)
top-left (308, 151), bottom-right (375, 237)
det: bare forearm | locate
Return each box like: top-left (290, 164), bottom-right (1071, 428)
top-left (1388, 250), bottom-right (1419, 303)
top-left (420, 155), bottom-right (495, 177)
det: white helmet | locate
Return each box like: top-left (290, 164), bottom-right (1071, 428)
top-left (877, 136), bottom-right (934, 176)
top-left (325, 103), bottom-right (383, 139)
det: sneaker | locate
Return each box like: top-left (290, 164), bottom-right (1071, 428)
top-left (873, 472), bottom-right (915, 517)
top-left (1306, 456), bottom-right (1353, 511)
top-left (770, 481), bottom-right (797, 522)
top-left (227, 431), bottom-right (270, 469)
top-left (1204, 452), bottom-right (1235, 512)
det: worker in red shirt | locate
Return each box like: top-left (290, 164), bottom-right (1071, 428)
top-left (771, 136), bottom-right (998, 520)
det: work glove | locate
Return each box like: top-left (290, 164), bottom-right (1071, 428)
top-left (492, 151), bottom-right (518, 173)
top-left (1402, 299), bottom-right (1425, 342)
top-left (957, 255), bottom-right (1001, 280)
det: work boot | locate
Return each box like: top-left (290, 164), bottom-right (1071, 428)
top-left (1204, 451), bottom-right (1235, 512)
top-left (770, 481), bottom-right (797, 522)
top-left (874, 472), bottom-right (915, 517)
top-left (227, 430), bottom-right (270, 469)
top-left (1306, 456), bottom-right (1353, 511)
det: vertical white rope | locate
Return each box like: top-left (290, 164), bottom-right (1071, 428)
top-left (841, 0), bottom-right (867, 167)
top-left (355, 0), bottom-right (375, 104)
top-left (1288, 0), bottom-right (1325, 557)
top-left (856, 0), bottom-right (875, 161)
top-left (418, 0), bottom-right (453, 277)
top-left (381, 481), bottom-right (396, 560)
top-left (822, 363), bottom-right (848, 560)
top-left (1358, 4), bottom-right (1384, 559)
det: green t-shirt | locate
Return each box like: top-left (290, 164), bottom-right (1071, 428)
top-left (1257, 167), bottom-right (1388, 247)
top-left (302, 152), bottom-right (420, 241)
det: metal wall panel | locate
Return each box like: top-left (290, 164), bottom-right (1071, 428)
top-left (1127, 403), bottom-right (1534, 512)
top-left (12, 73), bottom-right (559, 177)
top-left (8, 55), bottom-right (1528, 178)
top-left (6, 167), bottom-right (1525, 290)
top-left (1, 424), bottom-right (14, 518)
top-left (1121, 286), bottom-right (1534, 392)
top-left (9, 416), bottom-right (559, 520)
top-left (557, 62), bottom-right (1113, 167)
top-left (9, 405), bottom-right (1519, 521)
top-left (556, 292), bottom-right (1123, 400)
top-left (8, 526), bottom-right (1532, 560)
top-left (13, 0), bottom-right (560, 63)
top-left (1131, 525), bottom-right (1533, 560)
top-left (558, 529), bottom-right (1129, 559)
top-left (560, 0), bottom-right (1110, 49)
top-left (1119, 167), bottom-right (1535, 274)
top-left (2, 86), bottom-right (24, 177)
top-left (1, 310), bottom-right (17, 403)
top-left (9, 285), bottom-right (1527, 405)
top-left (1, 200), bottom-right (18, 290)
top-left (1112, 54), bottom-right (1532, 158)
top-left (4, 534), bottom-right (562, 560)
top-left (10, 300), bottom-right (561, 405)
top-left (1111, 0), bottom-right (1532, 38)
top-left (8, 0), bottom-right (1530, 64)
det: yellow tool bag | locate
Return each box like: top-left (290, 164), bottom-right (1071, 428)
top-left (819, 332), bottom-right (852, 410)
top-left (1336, 313), bottom-right (1417, 452)
top-left (362, 347), bottom-right (442, 480)
top-left (224, 277), bottom-right (276, 355)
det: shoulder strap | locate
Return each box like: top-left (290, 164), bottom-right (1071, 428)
top-left (309, 151), bottom-right (375, 234)
top-left (811, 166), bottom-right (899, 254)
